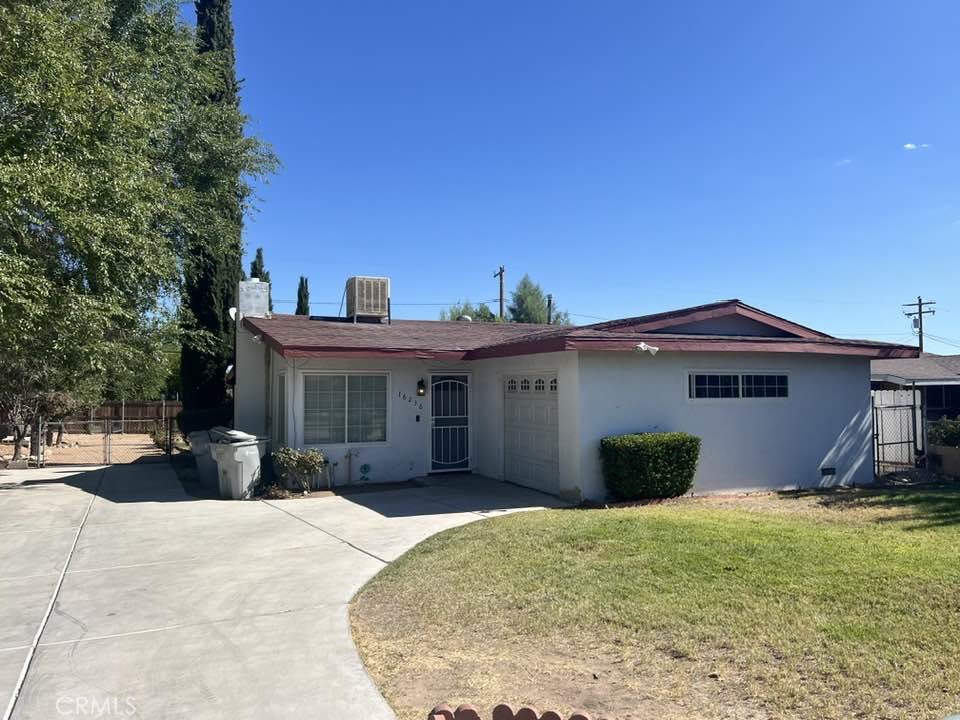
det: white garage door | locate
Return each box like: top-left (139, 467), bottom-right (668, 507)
top-left (503, 374), bottom-right (559, 495)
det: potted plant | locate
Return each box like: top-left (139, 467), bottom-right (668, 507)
top-left (271, 447), bottom-right (328, 493)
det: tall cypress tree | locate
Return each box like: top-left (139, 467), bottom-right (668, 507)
top-left (295, 276), bottom-right (310, 316)
top-left (248, 247), bottom-right (272, 311)
top-left (195, 0), bottom-right (238, 103)
top-left (179, 0), bottom-right (246, 417)
top-left (249, 247), bottom-right (268, 281)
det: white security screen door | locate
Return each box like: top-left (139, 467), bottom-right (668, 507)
top-left (431, 374), bottom-right (470, 471)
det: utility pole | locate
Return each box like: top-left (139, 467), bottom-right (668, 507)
top-left (546, 294), bottom-right (553, 324)
top-left (903, 296), bottom-right (936, 353)
top-left (494, 265), bottom-right (505, 321)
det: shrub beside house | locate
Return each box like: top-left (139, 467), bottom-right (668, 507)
top-left (928, 418), bottom-right (960, 477)
top-left (599, 432), bottom-right (701, 500)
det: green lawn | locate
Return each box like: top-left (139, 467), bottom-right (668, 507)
top-left (351, 485), bottom-right (960, 720)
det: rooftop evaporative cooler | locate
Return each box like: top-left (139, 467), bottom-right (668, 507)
top-left (345, 276), bottom-right (390, 321)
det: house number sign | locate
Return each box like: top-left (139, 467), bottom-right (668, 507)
top-left (398, 390), bottom-right (424, 411)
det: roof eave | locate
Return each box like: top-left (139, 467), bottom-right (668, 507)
top-left (272, 338), bottom-right (916, 360)
top-left (565, 337), bottom-right (917, 358)
top-left (281, 347), bottom-right (470, 360)
top-left (243, 315), bottom-right (917, 361)
top-left (870, 373), bottom-right (960, 386)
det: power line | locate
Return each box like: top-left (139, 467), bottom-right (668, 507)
top-left (568, 312), bottom-right (611, 321)
top-left (271, 298), bottom-right (500, 307)
top-left (834, 330), bottom-right (924, 336)
top-left (922, 333), bottom-right (960, 351)
top-left (271, 300), bottom-right (339, 305)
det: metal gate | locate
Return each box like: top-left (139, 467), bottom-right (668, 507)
top-left (37, 417), bottom-right (173, 466)
top-left (431, 375), bottom-right (470, 472)
top-left (871, 389), bottom-right (924, 476)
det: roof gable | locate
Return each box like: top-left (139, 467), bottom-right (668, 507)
top-left (586, 300), bottom-right (832, 339)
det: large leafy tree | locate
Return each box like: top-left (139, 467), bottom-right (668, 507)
top-left (296, 276), bottom-right (310, 316)
top-left (507, 275), bottom-right (571, 325)
top-left (0, 0), bottom-right (271, 454)
top-left (439, 301), bottom-right (499, 322)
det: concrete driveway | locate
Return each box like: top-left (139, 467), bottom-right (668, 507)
top-left (0, 463), bottom-right (561, 719)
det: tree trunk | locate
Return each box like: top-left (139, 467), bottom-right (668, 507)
top-left (29, 424), bottom-right (40, 459)
top-left (11, 425), bottom-right (25, 461)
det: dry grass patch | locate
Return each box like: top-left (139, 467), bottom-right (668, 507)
top-left (351, 484), bottom-right (960, 720)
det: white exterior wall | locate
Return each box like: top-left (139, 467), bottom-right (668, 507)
top-left (236, 332), bottom-right (875, 498)
top-left (577, 350), bottom-right (874, 498)
top-left (470, 351), bottom-right (581, 500)
top-left (249, 350), bottom-right (580, 492)
top-left (280, 357), bottom-right (472, 485)
top-left (234, 325), bottom-right (270, 437)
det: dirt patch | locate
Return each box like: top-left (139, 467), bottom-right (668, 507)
top-left (351, 610), bottom-right (775, 720)
top-left (1, 432), bottom-right (166, 466)
top-left (256, 483), bottom-right (334, 500)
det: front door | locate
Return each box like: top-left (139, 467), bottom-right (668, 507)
top-left (431, 374), bottom-right (470, 471)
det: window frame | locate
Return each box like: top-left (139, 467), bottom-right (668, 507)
top-left (274, 372), bottom-right (287, 448)
top-left (300, 371), bottom-right (391, 447)
top-left (927, 386), bottom-right (946, 410)
top-left (686, 369), bottom-right (790, 402)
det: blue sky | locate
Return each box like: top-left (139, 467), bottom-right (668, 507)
top-left (233, 1), bottom-right (960, 351)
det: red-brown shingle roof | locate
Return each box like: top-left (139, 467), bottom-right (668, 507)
top-left (243, 315), bottom-right (558, 359)
top-left (243, 301), bottom-right (918, 360)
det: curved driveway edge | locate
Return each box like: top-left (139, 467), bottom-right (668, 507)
top-left (0, 465), bottom-right (561, 720)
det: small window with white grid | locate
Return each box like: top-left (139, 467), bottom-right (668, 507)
top-left (688, 372), bottom-right (788, 400)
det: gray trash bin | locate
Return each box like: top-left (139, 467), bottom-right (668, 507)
top-left (210, 426), bottom-right (268, 457)
top-left (209, 430), bottom-right (262, 500)
top-left (187, 430), bottom-right (218, 491)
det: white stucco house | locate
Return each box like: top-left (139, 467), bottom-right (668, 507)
top-left (233, 278), bottom-right (916, 501)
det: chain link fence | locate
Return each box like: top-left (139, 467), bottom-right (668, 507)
top-left (37, 418), bottom-right (173, 466)
top-left (872, 389), bottom-right (924, 476)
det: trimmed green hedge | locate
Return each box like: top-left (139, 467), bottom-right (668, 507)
top-left (599, 432), bottom-right (701, 500)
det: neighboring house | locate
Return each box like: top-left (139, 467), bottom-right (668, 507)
top-left (871, 354), bottom-right (960, 420)
top-left (234, 278), bottom-right (915, 500)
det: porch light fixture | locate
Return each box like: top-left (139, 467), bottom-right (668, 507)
top-left (416, 379), bottom-right (427, 397)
